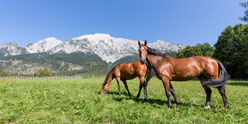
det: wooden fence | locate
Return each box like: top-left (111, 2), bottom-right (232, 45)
top-left (0, 74), bottom-right (105, 79)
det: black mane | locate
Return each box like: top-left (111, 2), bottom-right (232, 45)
top-left (147, 47), bottom-right (166, 57)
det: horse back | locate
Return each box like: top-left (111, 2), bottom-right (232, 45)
top-left (115, 61), bottom-right (145, 80)
top-left (164, 56), bottom-right (218, 81)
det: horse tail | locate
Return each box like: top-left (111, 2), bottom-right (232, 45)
top-left (202, 59), bottom-right (230, 89)
top-left (102, 66), bottom-right (116, 86)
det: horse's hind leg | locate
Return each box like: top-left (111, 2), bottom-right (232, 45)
top-left (137, 76), bottom-right (145, 98)
top-left (116, 77), bottom-right (121, 95)
top-left (218, 87), bottom-right (229, 109)
top-left (162, 78), bottom-right (172, 108)
top-left (136, 82), bottom-right (142, 98)
top-left (202, 85), bottom-right (212, 108)
top-left (169, 82), bottom-right (179, 107)
top-left (123, 80), bottom-right (131, 96)
top-left (199, 76), bottom-right (212, 108)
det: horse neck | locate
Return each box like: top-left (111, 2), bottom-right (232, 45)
top-left (103, 67), bottom-right (115, 87)
top-left (146, 54), bottom-right (164, 68)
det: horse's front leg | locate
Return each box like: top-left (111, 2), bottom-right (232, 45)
top-left (143, 81), bottom-right (148, 101)
top-left (162, 77), bottom-right (172, 108)
top-left (144, 67), bottom-right (155, 87)
top-left (116, 77), bottom-right (121, 95)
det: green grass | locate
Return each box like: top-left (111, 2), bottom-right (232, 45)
top-left (0, 78), bottom-right (247, 123)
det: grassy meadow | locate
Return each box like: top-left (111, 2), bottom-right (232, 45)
top-left (0, 78), bottom-right (247, 123)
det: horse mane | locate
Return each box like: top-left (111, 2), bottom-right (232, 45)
top-left (147, 46), bottom-right (166, 57)
top-left (103, 66), bottom-right (115, 86)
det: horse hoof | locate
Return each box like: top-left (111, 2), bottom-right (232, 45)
top-left (225, 105), bottom-right (230, 109)
top-left (204, 105), bottom-right (211, 109)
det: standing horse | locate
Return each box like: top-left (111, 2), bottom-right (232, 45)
top-left (100, 61), bottom-right (153, 100)
top-left (138, 40), bottom-right (229, 108)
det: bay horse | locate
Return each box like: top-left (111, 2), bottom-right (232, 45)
top-left (138, 40), bottom-right (229, 109)
top-left (100, 61), bottom-right (153, 100)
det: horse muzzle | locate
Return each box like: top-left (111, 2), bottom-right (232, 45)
top-left (100, 90), bottom-right (107, 95)
top-left (140, 59), bottom-right (146, 64)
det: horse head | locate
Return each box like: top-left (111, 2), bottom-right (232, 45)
top-left (100, 83), bottom-right (109, 95)
top-left (138, 40), bottom-right (148, 64)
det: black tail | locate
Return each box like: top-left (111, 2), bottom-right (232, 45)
top-left (102, 66), bottom-right (116, 86)
top-left (202, 59), bottom-right (230, 88)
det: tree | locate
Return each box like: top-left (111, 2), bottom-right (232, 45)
top-left (214, 24), bottom-right (248, 79)
top-left (240, 2), bottom-right (248, 22)
top-left (37, 68), bottom-right (51, 77)
top-left (0, 69), bottom-right (9, 76)
top-left (176, 43), bottom-right (214, 58)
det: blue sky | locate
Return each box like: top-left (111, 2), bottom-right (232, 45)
top-left (0, 0), bottom-right (245, 46)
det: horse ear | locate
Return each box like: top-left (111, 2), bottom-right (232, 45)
top-left (144, 40), bottom-right (147, 46)
top-left (138, 41), bottom-right (141, 46)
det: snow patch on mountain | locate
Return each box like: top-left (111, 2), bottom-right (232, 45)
top-left (0, 42), bottom-right (27, 56)
top-left (0, 33), bottom-right (186, 63)
top-left (24, 37), bottom-right (62, 53)
top-left (50, 33), bottom-right (139, 63)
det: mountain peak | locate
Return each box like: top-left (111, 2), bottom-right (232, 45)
top-left (73, 33), bottom-right (112, 42)
top-left (43, 37), bottom-right (59, 41)
top-left (0, 42), bottom-right (26, 56)
top-left (25, 37), bottom-right (63, 53)
top-left (0, 42), bottom-right (18, 47)
top-left (76, 33), bottom-right (111, 38)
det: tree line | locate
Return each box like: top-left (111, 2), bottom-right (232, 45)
top-left (0, 68), bottom-right (51, 77)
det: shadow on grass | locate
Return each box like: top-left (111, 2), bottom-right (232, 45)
top-left (113, 96), bottom-right (199, 107)
top-left (105, 91), bottom-right (131, 96)
top-left (227, 82), bottom-right (248, 87)
top-left (99, 91), bottom-right (200, 107)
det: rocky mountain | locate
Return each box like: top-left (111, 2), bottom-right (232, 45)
top-left (0, 42), bottom-right (27, 56)
top-left (149, 40), bottom-right (186, 53)
top-left (24, 37), bottom-right (63, 53)
top-left (50, 34), bottom-right (138, 63)
top-left (49, 33), bottom-right (186, 62)
top-left (0, 33), bottom-right (186, 75)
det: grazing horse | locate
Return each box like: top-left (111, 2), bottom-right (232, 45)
top-left (138, 40), bottom-right (229, 108)
top-left (100, 61), bottom-right (153, 100)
